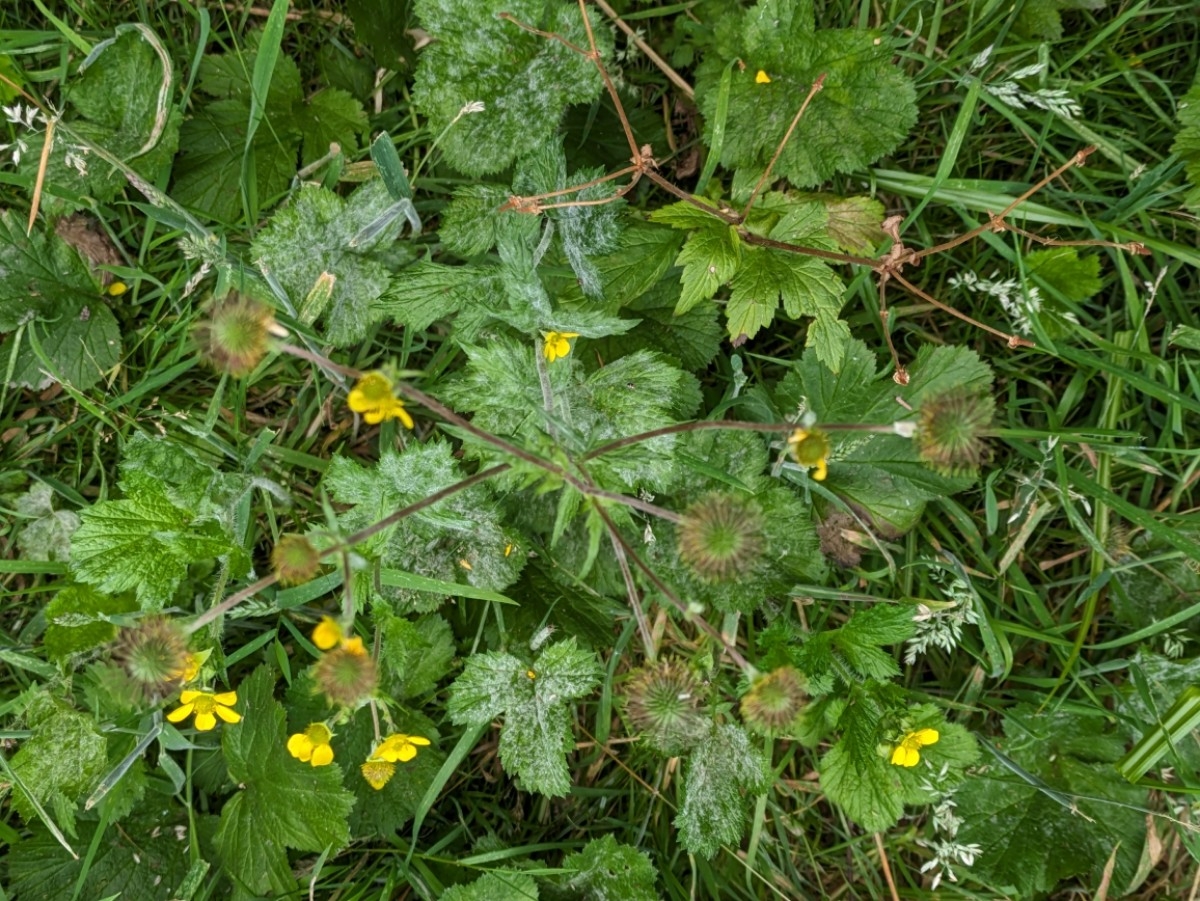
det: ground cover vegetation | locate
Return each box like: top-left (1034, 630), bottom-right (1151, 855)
top-left (1, 0), bottom-right (1199, 898)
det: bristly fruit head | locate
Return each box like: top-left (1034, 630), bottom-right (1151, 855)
top-left (271, 535), bottom-right (321, 587)
top-left (193, 292), bottom-right (278, 378)
top-left (677, 492), bottom-right (765, 583)
top-left (115, 617), bottom-right (191, 701)
top-left (624, 660), bottom-right (708, 757)
top-left (313, 638), bottom-right (378, 708)
top-left (914, 387), bottom-right (995, 476)
top-left (740, 666), bottom-right (808, 734)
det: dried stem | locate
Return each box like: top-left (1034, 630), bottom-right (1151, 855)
top-left (588, 0), bottom-right (695, 100)
top-left (740, 73), bottom-right (826, 220)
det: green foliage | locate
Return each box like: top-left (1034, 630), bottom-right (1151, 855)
top-left (1015, 0), bottom-right (1106, 40)
top-left (645, 428), bottom-right (827, 614)
top-left (819, 699), bottom-right (978, 832)
top-left (651, 193), bottom-right (846, 361)
top-left (559, 835), bottom-right (660, 901)
top-left (0, 212), bottom-right (121, 390)
top-left (442, 869), bottom-right (540, 901)
top-left (675, 722), bottom-right (770, 858)
top-left (1175, 70), bottom-right (1200, 210)
top-left (9, 692), bottom-right (108, 836)
top-left (16, 28), bottom-right (181, 211)
top-left (14, 482), bottom-right (79, 561)
top-left (43, 584), bottom-right (136, 661)
top-left (69, 435), bottom-right (244, 609)
top-left (173, 45), bottom-right (367, 221)
top-left (216, 666), bottom-right (354, 900)
top-left (322, 440), bottom-right (523, 612)
top-left (7, 812), bottom-right (201, 901)
top-left (378, 612), bottom-right (457, 699)
top-left (447, 638), bottom-right (602, 796)
top-left (252, 180), bottom-right (410, 345)
top-left (796, 604), bottom-right (918, 684)
top-left (412, 0), bottom-right (611, 176)
top-left (693, 0), bottom-right (917, 188)
top-left (776, 337), bottom-right (992, 532)
top-left (955, 704), bottom-right (1148, 896)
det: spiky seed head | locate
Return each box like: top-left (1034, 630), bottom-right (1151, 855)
top-left (312, 639), bottom-right (377, 708)
top-left (677, 492), bottom-right (765, 583)
top-left (271, 535), bottom-right (321, 586)
top-left (193, 292), bottom-right (277, 377)
top-left (624, 661), bottom-right (708, 757)
top-left (115, 617), bottom-right (191, 702)
top-left (914, 388), bottom-right (995, 476)
top-left (740, 666), bottom-right (808, 734)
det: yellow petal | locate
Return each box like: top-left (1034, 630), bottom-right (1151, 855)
top-left (179, 690), bottom-right (202, 704)
top-left (288, 733), bottom-right (314, 761)
top-left (313, 617), bottom-right (342, 650)
top-left (194, 711), bottom-right (217, 731)
top-left (407, 735), bottom-right (431, 746)
top-left (914, 728), bottom-right (939, 746)
top-left (212, 691), bottom-right (238, 706)
top-left (813, 458), bottom-right (828, 481)
top-left (891, 744), bottom-right (919, 767)
top-left (166, 702), bottom-right (195, 723)
top-left (347, 389), bottom-right (367, 411)
top-left (311, 744), bottom-right (334, 767)
top-left (755, 69), bottom-right (771, 84)
top-left (395, 406), bottom-right (414, 429)
top-left (107, 280), bottom-right (128, 296)
top-left (215, 705), bottom-right (241, 724)
top-left (394, 744), bottom-right (417, 763)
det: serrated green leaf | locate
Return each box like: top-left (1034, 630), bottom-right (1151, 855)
top-left (252, 180), bottom-right (404, 345)
top-left (297, 87), bottom-right (368, 165)
top-left (321, 441), bottom-right (523, 612)
top-left (561, 834), bottom-right (660, 901)
top-left (589, 278), bottom-right (722, 371)
top-left (447, 639), bottom-right (602, 796)
top-left (675, 723), bottom-right (770, 858)
top-left (70, 479), bottom-right (234, 610)
top-left (1175, 72), bottom-right (1200, 210)
top-left (442, 869), bottom-right (540, 901)
top-left (1025, 246), bottom-right (1102, 302)
top-left (10, 694), bottom-right (108, 836)
top-left (7, 812), bottom-right (199, 901)
top-left (559, 221), bottom-right (685, 310)
top-left (43, 585), bottom-right (136, 661)
top-left (411, 0), bottom-right (610, 176)
top-left (956, 703), bottom-right (1146, 896)
top-left (817, 194), bottom-right (885, 253)
top-left (379, 613), bottom-right (456, 698)
top-left (777, 339), bottom-right (993, 532)
top-left (440, 183), bottom-right (537, 257)
top-left (694, 0), bottom-right (917, 187)
top-left (651, 205), bottom-right (740, 315)
top-left (216, 666), bottom-right (354, 899)
top-left (17, 28), bottom-right (181, 211)
top-left (0, 213), bottom-right (122, 391)
top-left (15, 483), bottom-right (80, 562)
top-left (373, 262), bottom-right (502, 331)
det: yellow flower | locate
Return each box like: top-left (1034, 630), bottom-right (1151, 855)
top-left (755, 69), bottom-right (772, 84)
top-left (167, 689), bottom-right (241, 731)
top-left (373, 732), bottom-right (431, 763)
top-left (312, 616), bottom-right (344, 651)
top-left (174, 652), bottom-right (202, 684)
top-left (361, 757), bottom-right (396, 790)
top-left (347, 371), bottom-right (414, 427)
top-left (106, 280), bottom-right (128, 296)
top-left (890, 728), bottom-right (939, 767)
top-left (542, 331), bottom-right (580, 363)
top-left (287, 722), bottom-right (335, 766)
top-left (787, 428), bottom-right (831, 481)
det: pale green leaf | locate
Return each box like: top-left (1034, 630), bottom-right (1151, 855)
top-left (441, 869), bottom-right (539, 901)
top-left (15, 483), bottom-right (80, 562)
top-left (561, 834), bottom-right (661, 901)
top-left (411, 0), bottom-right (611, 176)
top-left (252, 180), bottom-right (406, 345)
top-left (675, 723), bottom-right (770, 858)
top-left (43, 585), bottom-right (136, 661)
